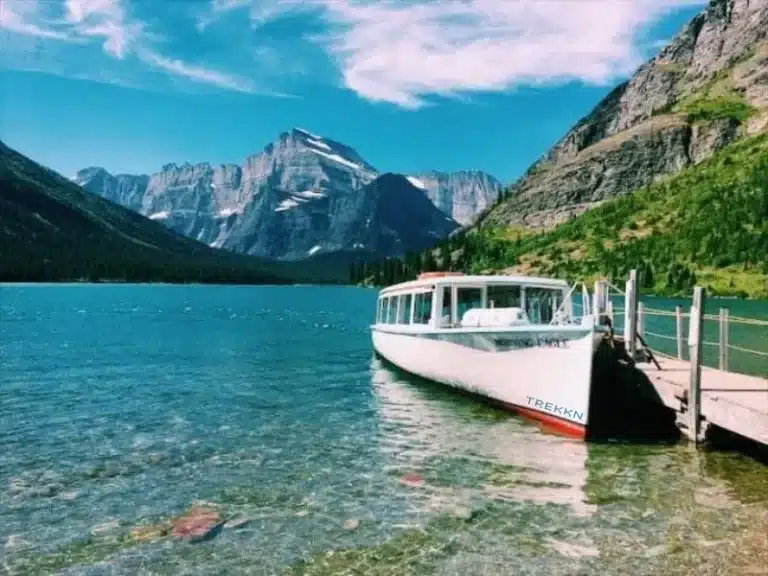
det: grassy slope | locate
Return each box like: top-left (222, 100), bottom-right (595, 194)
top-left (461, 133), bottom-right (768, 298)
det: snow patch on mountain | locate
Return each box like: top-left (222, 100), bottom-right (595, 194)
top-left (295, 127), bottom-right (321, 140)
top-left (406, 176), bottom-right (427, 190)
top-left (307, 138), bottom-right (331, 152)
top-left (218, 207), bottom-right (242, 217)
top-left (307, 148), bottom-right (362, 171)
top-left (296, 189), bottom-right (326, 199)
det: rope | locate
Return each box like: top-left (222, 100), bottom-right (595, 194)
top-left (643, 330), bottom-right (678, 341)
top-left (606, 282), bottom-right (626, 296)
top-left (724, 316), bottom-right (768, 327)
top-left (635, 306), bottom-right (768, 327)
top-left (648, 348), bottom-right (679, 360)
top-left (644, 331), bottom-right (716, 347)
top-left (644, 332), bottom-right (768, 357)
top-left (641, 307), bottom-right (685, 318)
top-left (727, 343), bottom-right (768, 357)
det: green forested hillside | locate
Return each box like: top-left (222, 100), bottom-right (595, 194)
top-left (351, 133), bottom-right (768, 298)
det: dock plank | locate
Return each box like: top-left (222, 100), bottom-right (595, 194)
top-left (637, 357), bottom-right (768, 445)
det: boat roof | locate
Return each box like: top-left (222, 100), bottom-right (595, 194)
top-left (378, 273), bottom-right (569, 296)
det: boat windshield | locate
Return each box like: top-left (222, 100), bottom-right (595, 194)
top-left (525, 287), bottom-right (560, 324)
top-left (488, 284), bottom-right (521, 308)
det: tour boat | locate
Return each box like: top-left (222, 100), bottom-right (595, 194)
top-left (370, 271), bottom-right (609, 439)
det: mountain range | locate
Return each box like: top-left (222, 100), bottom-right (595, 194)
top-left (0, 139), bottom-right (319, 283)
top-left (76, 128), bottom-right (502, 260)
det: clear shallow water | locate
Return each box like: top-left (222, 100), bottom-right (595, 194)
top-left (1, 284), bottom-right (766, 576)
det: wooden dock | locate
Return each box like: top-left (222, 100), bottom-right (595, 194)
top-left (636, 356), bottom-right (768, 446)
top-left (591, 272), bottom-right (768, 448)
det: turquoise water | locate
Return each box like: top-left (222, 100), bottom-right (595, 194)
top-left (604, 295), bottom-right (768, 377)
top-left (1, 285), bottom-right (766, 575)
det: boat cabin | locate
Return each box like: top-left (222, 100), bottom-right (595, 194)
top-left (375, 272), bottom-right (571, 330)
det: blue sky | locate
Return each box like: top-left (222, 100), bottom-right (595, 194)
top-left (1, 0), bottom-right (705, 183)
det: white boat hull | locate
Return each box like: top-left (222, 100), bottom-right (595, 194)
top-left (371, 325), bottom-right (598, 438)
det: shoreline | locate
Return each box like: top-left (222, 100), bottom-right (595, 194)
top-left (1, 281), bottom-right (766, 302)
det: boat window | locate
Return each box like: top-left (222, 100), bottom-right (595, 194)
top-left (457, 287), bottom-right (483, 322)
top-left (440, 287), bottom-right (452, 327)
top-left (487, 284), bottom-right (521, 309)
top-left (397, 294), bottom-right (412, 324)
top-left (386, 296), bottom-right (398, 324)
top-left (377, 297), bottom-right (386, 323)
top-left (413, 292), bottom-right (433, 325)
top-left (524, 287), bottom-right (559, 324)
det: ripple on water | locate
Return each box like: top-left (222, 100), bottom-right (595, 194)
top-left (1, 285), bottom-right (767, 576)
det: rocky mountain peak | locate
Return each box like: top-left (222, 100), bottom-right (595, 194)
top-left (75, 127), bottom-right (502, 260)
top-left (76, 166), bottom-right (109, 180)
top-left (481, 0), bottom-right (768, 230)
top-left (409, 170), bottom-right (503, 226)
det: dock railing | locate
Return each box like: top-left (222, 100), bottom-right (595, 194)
top-left (587, 272), bottom-right (767, 445)
top-left (602, 272), bottom-right (768, 379)
top-left (571, 277), bottom-right (766, 379)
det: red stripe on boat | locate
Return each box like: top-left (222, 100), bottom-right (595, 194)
top-left (499, 402), bottom-right (587, 439)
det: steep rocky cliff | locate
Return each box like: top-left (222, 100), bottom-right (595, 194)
top-left (406, 171), bottom-right (503, 225)
top-left (77, 128), bottom-right (482, 259)
top-left (481, 0), bottom-right (768, 229)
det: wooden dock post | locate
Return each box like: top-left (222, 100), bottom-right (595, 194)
top-left (624, 270), bottom-right (638, 359)
top-left (637, 301), bottom-right (645, 338)
top-left (592, 279), bottom-right (608, 316)
top-left (675, 306), bottom-right (683, 360)
top-left (688, 287), bottom-right (705, 444)
top-left (719, 308), bottom-right (729, 371)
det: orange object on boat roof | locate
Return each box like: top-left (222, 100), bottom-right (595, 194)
top-left (417, 271), bottom-right (465, 280)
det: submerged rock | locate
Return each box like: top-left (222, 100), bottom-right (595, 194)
top-left (223, 517), bottom-right (249, 530)
top-left (130, 523), bottom-right (170, 542)
top-left (90, 520), bottom-right (120, 536)
top-left (451, 506), bottom-right (474, 521)
top-left (400, 473), bottom-right (425, 488)
top-left (343, 518), bottom-right (361, 531)
top-left (171, 506), bottom-right (223, 543)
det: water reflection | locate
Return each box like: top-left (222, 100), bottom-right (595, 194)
top-left (369, 357), bottom-right (596, 517)
top-left (368, 357), bottom-right (768, 575)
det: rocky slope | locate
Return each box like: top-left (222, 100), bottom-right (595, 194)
top-left (481, 0), bottom-right (768, 230)
top-left (76, 129), bottom-right (492, 259)
top-left (405, 171), bottom-right (503, 225)
top-left (0, 140), bottom-right (328, 283)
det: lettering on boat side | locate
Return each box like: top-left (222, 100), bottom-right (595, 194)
top-left (493, 336), bottom-right (569, 349)
top-left (525, 396), bottom-right (584, 422)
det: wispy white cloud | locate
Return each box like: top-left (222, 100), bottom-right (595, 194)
top-left (196, 0), bottom-right (706, 108)
top-left (311, 0), bottom-right (707, 108)
top-left (0, 0), bottom-right (293, 96)
top-left (2, 0), bottom-right (707, 106)
top-left (63, 0), bottom-right (136, 58)
top-left (136, 49), bottom-right (256, 94)
top-left (0, 0), bottom-right (72, 40)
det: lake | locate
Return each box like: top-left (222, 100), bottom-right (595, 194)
top-left (1, 284), bottom-right (766, 575)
